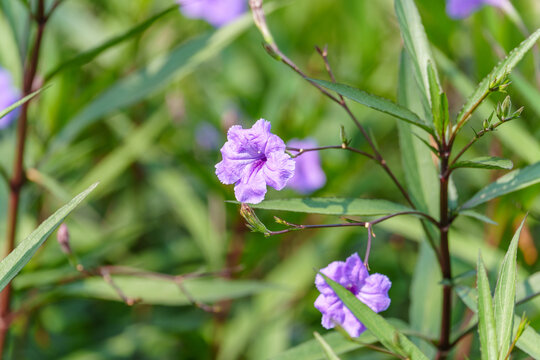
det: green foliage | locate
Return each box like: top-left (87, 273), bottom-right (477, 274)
top-left (477, 254), bottom-right (498, 360)
top-left (0, 183), bottom-right (97, 292)
top-left (451, 157), bottom-right (513, 171)
top-left (312, 79), bottom-right (433, 133)
top-left (244, 198), bottom-right (413, 216)
top-left (462, 162), bottom-right (540, 209)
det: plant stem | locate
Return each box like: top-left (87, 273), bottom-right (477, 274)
top-left (0, 1), bottom-right (47, 356)
top-left (436, 150), bottom-right (453, 360)
top-left (286, 145), bottom-right (375, 160)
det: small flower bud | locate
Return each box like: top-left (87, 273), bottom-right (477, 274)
top-left (501, 95), bottom-right (511, 116)
top-left (57, 223), bottom-right (72, 254)
top-left (240, 204), bottom-right (270, 235)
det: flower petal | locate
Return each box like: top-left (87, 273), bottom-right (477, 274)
top-left (262, 151), bottom-right (295, 191)
top-left (357, 273), bottom-right (392, 313)
top-left (234, 164), bottom-right (267, 204)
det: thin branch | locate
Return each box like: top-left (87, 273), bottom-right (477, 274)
top-left (287, 145), bottom-right (375, 160)
top-left (449, 119), bottom-right (510, 169)
top-left (267, 211), bottom-right (439, 236)
top-left (449, 91), bottom-right (490, 147)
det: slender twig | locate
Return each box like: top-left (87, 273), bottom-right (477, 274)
top-left (449, 119), bottom-right (510, 169)
top-left (287, 145), bottom-right (375, 160)
top-left (364, 223), bottom-right (373, 269)
top-left (0, 0), bottom-right (50, 355)
top-left (249, 0), bottom-right (413, 207)
top-left (267, 211), bottom-right (439, 236)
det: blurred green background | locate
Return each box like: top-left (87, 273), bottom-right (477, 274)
top-left (0, 0), bottom-right (539, 358)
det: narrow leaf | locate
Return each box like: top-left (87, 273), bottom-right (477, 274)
top-left (320, 273), bottom-right (429, 360)
top-left (477, 253), bottom-right (498, 360)
top-left (461, 162), bottom-right (540, 209)
top-left (313, 332), bottom-right (340, 360)
top-left (428, 61), bottom-right (444, 135)
top-left (456, 285), bottom-right (540, 359)
top-left (0, 85), bottom-right (49, 120)
top-left (451, 157), bottom-right (513, 171)
top-left (244, 198), bottom-right (413, 217)
top-left (0, 183), bottom-right (98, 291)
top-left (460, 210), bottom-right (498, 225)
top-left (311, 79), bottom-right (433, 134)
top-left (395, 0), bottom-right (440, 113)
top-left (455, 28), bottom-right (540, 132)
top-left (493, 218), bottom-right (525, 359)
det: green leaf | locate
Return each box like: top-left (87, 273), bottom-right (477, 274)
top-left (456, 284), bottom-right (540, 359)
top-left (460, 210), bottom-right (498, 225)
top-left (244, 198), bottom-right (413, 217)
top-left (0, 85), bottom-right (49, 120)
top-left (451, 157), bottom-right (513, 171)
top-left (0, 183), bottom-right (98, 292)
top-left (461, 161), bottom-right (540, 209)
top-left (44, 5), bottom-right (177, 81)
top-left (58, 276), bottom-right (275, 305)
top-left (311, 79), bottom-right (433, 134)
top-left (395, 0), bottom-right (439, 114)
top-left (477, 253), bottom-right (498, 360)
top-left (313, 332), bottom-right (341, 360)
top-left (493, 218), bottom-right (525, 359)
top-left (455, 28), bottom-right (540, 133)
top-left (427, 61), bottom-right (447, 136)
top-left (320, 273), bottom-right (429, 360)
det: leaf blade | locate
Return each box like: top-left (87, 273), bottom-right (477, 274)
top-left (244, 198), bottom-right (413, 217)
top-left (451, 157), bottom-right (513, 171)
top-left (0, 183), bottom-right (98, 292)
top-left (455, 28), bottom-right (540, 132)
top-left (477, 254), bottom-right (499, 360)
top-left (311, 79), bottom-right (432, 133)
top-left (493, 218), bottom-right (525, 359)
top-left (461, 162), bottom-right (540, 209)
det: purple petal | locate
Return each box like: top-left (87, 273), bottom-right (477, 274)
top-left (234, 162), bottom-right (267, 204)
top-left (287, 139), bottom-right (326, 194)
top-left (314, 253), bottom-right (391, 338)
top-left (177, 0), bottom-right (246, 27)
top-left (262, 151), bottom-right (295, 191)
top-left (357, 273), bottom-right (392, 313)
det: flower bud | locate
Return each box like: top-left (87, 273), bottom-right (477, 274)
top-left (240, 204), bottom-right (270, 236)
top-left (57, 223), bottom-right (72, 254)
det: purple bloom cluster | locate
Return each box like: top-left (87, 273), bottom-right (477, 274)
top-left (315, 253), bottom-right (391, 337)
top-left (446, 0), bottom-right (510, 18)
top-left (287, 139), bottom-right (326, 194)
top-left (0, 67), bottom-right (20, 129)
top-left (176, 0), bottom-right (247, 27)
top-left (215, 119), bottom-right (295, 204)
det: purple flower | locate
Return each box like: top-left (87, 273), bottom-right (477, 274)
top-left (287, 139), bottom-right (326, 194)
top-left (176, 0), bottom-right (247, 27)
top-left (315, 253), bottom-right (391, 337)
top-left (215, 119), bottom-right (295, 204)
top-left (0, 67), bottom-right (20, 129)
top-left (446, 0), bottom-right (510, 19)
